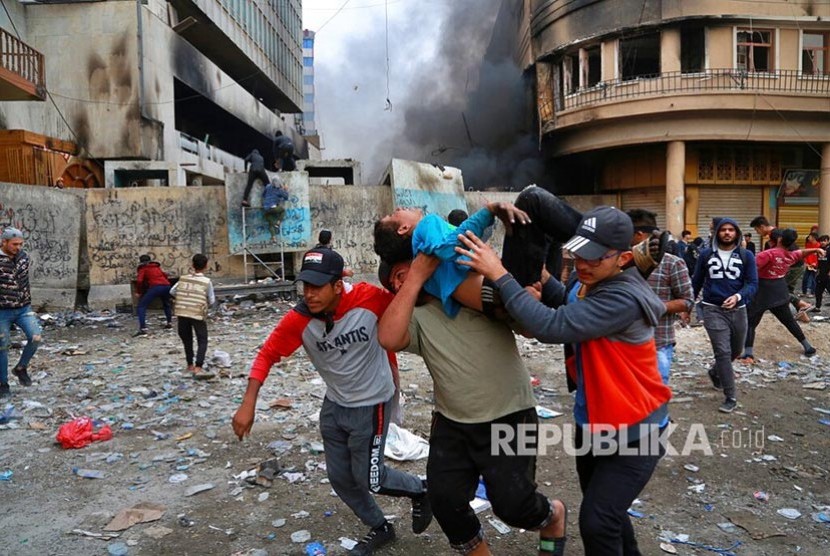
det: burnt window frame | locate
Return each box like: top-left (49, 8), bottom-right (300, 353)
top-left (680, 25), bottom-right (706, 74)
top-left (801, 31), bottom-right (829, 76)
top-left (736, 28), bottom-right (774, 73)
top-left (618, 31), bottom-right (661, 82)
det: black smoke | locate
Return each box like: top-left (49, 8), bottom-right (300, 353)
top-left (312, 0), bottom-right (543, 189)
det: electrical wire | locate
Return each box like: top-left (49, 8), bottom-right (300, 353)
top-left (314, 0), bottom-right (352, 33)
top-left (384, 0), bottom-right (392, 111)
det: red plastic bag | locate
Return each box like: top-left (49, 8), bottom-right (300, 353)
top-left (56, 417), bottom-right (113, 449)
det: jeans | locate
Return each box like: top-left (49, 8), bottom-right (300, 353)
top-left (702, 304), bottom-right (746, 399)
top-left (656, 344), bottom-right (674, 385)
top-left (137, 285), bottom-right (172, 330)
top-left (802, 269), bottom-right (816, 295)
top-left (0, 305), bottom-right (42, 384)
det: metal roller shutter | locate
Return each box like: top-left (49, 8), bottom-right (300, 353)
top-left (777, 204), bottom-right (818, 242)
top-left (697, 186), bottom-right (764, 236)
top-left (620, 188), bottom-right (667, 229)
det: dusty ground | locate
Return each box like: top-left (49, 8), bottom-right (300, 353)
top-left (1, 296), bottom-right (829, 556)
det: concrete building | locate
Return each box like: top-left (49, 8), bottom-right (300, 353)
top-left (0, 0), bottom-right (307, 188)
top-left (509, 0), bottom-right (830, 238)
top-left (300, 29), bottom-right (318, 138)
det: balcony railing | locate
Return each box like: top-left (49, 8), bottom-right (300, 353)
top-left (557, 69), bottom-right (830, 112)
top-left (0, 27), bottom-right (45, 99)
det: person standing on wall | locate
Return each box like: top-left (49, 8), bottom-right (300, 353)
top-left (0, 228), bottom-right (41, 398)
top-left (272, 130), bottom-right (296, 172)
top-left (241, 148), bottom-right (269, 208)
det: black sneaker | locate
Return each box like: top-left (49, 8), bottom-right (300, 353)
top-left (351, 521), bottom-right (395, 555)
top-left (809, 307), bottom-right (821, 313)
top-left (164, 322), bottom-right (173, 330)
top-left (718, 398), bottom-right (738, 414)
top-left (0, 383), bottom-right (9, 398)
top-left (411, 483), bottom-right (432, 534)
top-left (133, 329), bottom-right (148, 337)
top-left (805, 347), bottom-right (817, 357)
top-left (12, 366), bottom-right (32, 387)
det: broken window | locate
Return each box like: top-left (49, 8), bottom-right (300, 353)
top-left (802, 32), bottom-right (829, 75)
top-left (737, 29), bottom-right (773, 72)
top-left (580, 46), bottom-right (601, 87)
top-left (619, 32), bottom-right (661, 81)
top-left (681, 26), bottom-right (705, 73)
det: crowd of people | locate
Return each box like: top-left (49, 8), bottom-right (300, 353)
top-left (2, 190), bottom-right (827, 555)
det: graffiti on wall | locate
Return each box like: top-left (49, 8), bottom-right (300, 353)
top-left (86, 188), bottom-right (229, 284)
top-left (388, 159), bottom-right (467, 217)
top-left (0, 185), bottom-right (81, 287)
top-left (309, 186), bottom-right (392, 275)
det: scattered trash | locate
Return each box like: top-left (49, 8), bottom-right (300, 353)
top-left (487, 518), bottom-right (511, 535)
top-left (143, 525), bottom-right (173, 539)
top-left (269, 398), bottom-right (293, 410)
top-left (104, 502), bottom-right (166, 531)
top-left (717, 522), bottom-right (738, 533)
top-left (535, 405), bottom-right (564, 419)
top-left (767, 435), bottom-right (784, 442)
top-left (168, 473), bottom-right (188, 484)
top-left (687, 483), bottom-right (706, 493)
top-left (56, 417), bottom-right (113, 449)
top-left (72, 529), bottom-right (119, 540)
top-left (107, 541), bottom-right (129, 556)
top-left (177, 514), bottom-right (195, 528)
top-left (271, 518), bottom-right (286, 528)
top-left (726, 511), bottom-right (786, 539)
top-left (292, 510), bottom-right (310, 519)
top-left (670, 538), bottom-right (742, 556)
top-left (210, 350), bottom-right (232, 368)
top-left (659, 542), bottom-right (677, 554)
top-left (291, 530), bottom-right (311, 543)
top-left (777, 508), bottom-right (802, 520)
top-left (753, 491), bottom-right (769, 502)
top-left (72, 467), bottom-right (106, 479)
top-left (384, 423), bottom-right (429, 461)
top-left (470, 497), bottom-right (491, 514)
top-left (184, 483), bottom-right (215, 497)
top-left (255, 459), bottom-right (282, 487)
top-left (0, 405), bottom-right (22, 424)
top-left (305, 542), bottom-right (327, 555)
top-left (627, 509), bottom-right (645, 518)
top-left (0, 470), bottom-right (13, 481)
top-left (339, 537), bottom-right (358, 550)
top-left (258, 492), bottom-right (270, 502)
top-left (811, 512), bottom-right (830, 523)
top-left (684, 464), bottom-right (700, 473)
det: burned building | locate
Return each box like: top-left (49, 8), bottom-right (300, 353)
top-left (508, 0), bottom-right (830, 237)
top-left (0, 0), bottom-right (306, 188)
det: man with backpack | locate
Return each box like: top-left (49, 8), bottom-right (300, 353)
top-left (691, 218), bottom-right (757, 413)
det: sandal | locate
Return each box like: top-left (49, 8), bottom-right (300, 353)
top-left (539, 501), bottom-right (567, 555)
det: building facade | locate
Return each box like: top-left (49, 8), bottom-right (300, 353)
top-left (300, 29), bottom-right (318, 138)
top-left (0, 0), bottom-right (306, 188)
top-left (523, 0), bottom-right (830, 238)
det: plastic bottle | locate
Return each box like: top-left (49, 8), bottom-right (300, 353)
top-left (72, 467), bottom-right (105, 479)
top-left (305, 542), bottom-right (327, 555)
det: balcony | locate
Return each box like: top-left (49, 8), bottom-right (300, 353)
top-left (554, 69), bottom-right (830, 114)
top-left (0, 27), bottom-right (45, 101)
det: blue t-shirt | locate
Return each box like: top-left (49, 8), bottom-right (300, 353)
top-left (412, 208), bottom-right (494, 317)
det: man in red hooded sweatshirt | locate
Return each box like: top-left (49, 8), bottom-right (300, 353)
top-left (134, 254), bottom-right (172, 336)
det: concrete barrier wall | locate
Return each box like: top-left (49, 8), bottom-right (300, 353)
top-left (0, 183), bottom-right (82, 307)
top-left (85, 187), bottom-right (237, 286)
top-left (309, 184), bottom-right (393, 277)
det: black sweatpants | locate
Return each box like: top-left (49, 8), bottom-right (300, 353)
top-left (745, 302), bottom-right (805, 349)
top-left (427, 408), bottom-right (552, 550)
top-left (575, 426), bottom-right (665, 556)
top-left (242, 168), bottom-right (269, 203)
top-left (177, 317), bottom-right (208, 367)
top-left (816, 272), bottom-right (830, 308)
